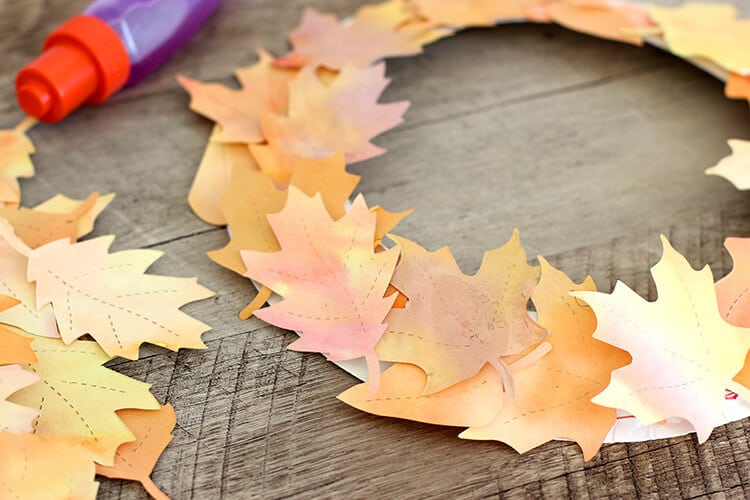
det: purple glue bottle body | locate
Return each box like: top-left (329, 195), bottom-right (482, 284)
top-left (16, 0), bottom-right (222, 123)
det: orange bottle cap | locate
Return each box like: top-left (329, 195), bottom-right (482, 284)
top-left (15, 15), bottom-right (130, 123)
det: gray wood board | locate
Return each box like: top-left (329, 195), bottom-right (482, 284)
top-left (2, 0), bottom-right (750, 498)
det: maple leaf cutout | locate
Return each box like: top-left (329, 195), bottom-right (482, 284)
top-left (0, 120), bottom-right (35, 208)
top-left (460, 258), bottom-right (631, 460)
top-left (178, 49), bottom-right (296, 144)
top-left (0, 218), bottom-right (58, 337)
top-left (242, 188), bottom-right (399, 391)
top-left (96, 404), bottom-right (176, 500)
top-left (375, 230), bottom-right (547, 396)
top-left (409, 0), bottom-right (526, 27)
top-left (726, 73), bottom-right (750, 102)
top-left (188, 125), bottom-right (258, 225)
top-left (0, 364), bottom-right (39, 433)
top-left (275, 1), bottom-right (447, 70)
top-left (705, 140), bottom-right (750, 190)
top-left (258, 63), bottom-right (409, 179)
top-left (338, 362), bottom-right (505, 427)
top-left (648, 3), bottom-right (750, 75)
top-left (572, 236), bottom-right (750, 443)
top-left (19, 233), bottom-right (214, 359)
top-left (33, 192), bottom-right (115, 240)
top-left (0, 431), bottom-right (99, 499)
top-left (9, 337), bottom-right (160, 465)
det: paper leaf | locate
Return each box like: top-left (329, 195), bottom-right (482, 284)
top-left (259, 63), bottom-right (409, 177)
top-left (460, 258), bottom-right (630, 460)
top-left (726, 73), bottom-right (750, 101)
top-left (188, 125), bottom-right (258, 226)
top-left (0, 431), bottom-right (99, 499)
top-left (375, 230), bottom-right (547, 396)
top-left (409, 0), bottom-right (525, 27)
top-left (0, 322), bottom-right (37, 365)
top-left (0, 192), bottom-right (101, 249)
top-left (9, 337), bottom-right (160, 465)
top-left (705, 139), bottom-right (750, 190)
top-left (0, 124), bottom-right (35, 208)
top-left (0, 219), bottom-right (59, 338)
top-left (648, 3), bottom-right (750, 75)
top-left (33, 192), bottom-right (115, 240)
top-left (0, 364), bottom-right (39, 433)
top-left (96, 404), bottom-right (176, 500)
top-left (208, 152), bottom-right (361, 275)
top-left (26, 235), bottom-right (214, 359)
top-left (573, 236), bottom-right (750, 443)
top-left (275, 2), bottom-right (445, 70)
top-left (338, 363), bottom-right (504, 427)
top-left (539, 0), bottom-right (652, 45)
top-left (242, 188), bottom-right (399, 390)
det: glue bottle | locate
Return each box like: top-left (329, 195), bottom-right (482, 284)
top-left (15, 0), bottom-right (222, 123)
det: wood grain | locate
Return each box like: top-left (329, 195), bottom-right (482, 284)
top-left (2, 0), bottom-right (750, 498)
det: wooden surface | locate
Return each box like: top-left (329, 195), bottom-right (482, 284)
top-left (2, 0), bottom-right (750, 498)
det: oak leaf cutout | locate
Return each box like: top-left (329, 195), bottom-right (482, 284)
top-left (0, 364), bottom-right (39, 433)
top-left (705, 139), bottom-right (750, 190)
top-left (275, 1), bottom-right (447, 70)
top-left (648, 3), bottom-right (750, 75)
top-left (0, 120), bottom-right (35, 208)
top-left (338, 362), bottom-right (504, 427)
top-left (572, 236), bottom-right (750, 443)
top-left (32, 192), bottom-right (115, 240)
top-left (178, 49), bottom-right (296, 144)
top-left (96, 404), bottom-right (176, 500)
top-left (460, 258), bottom-right (631, 460)
top-left (375, 230), bottom-right (547, 396)
top-left (20, 233), bottom-right (214, 359)
top-left (9, 337), bottom-right (160, 465)
top-left (242, 188), bottom-right (399, 390)
top-left (0, 431), bottom-right (99, 499)
top-left (258, 63), bottom-right (409, 181)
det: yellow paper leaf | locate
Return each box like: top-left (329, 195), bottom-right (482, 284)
top-left (375, 230), bottom-right (547, 396)
top-left (9, 337), bottom-right (160, 465)
top-left (572, 236), bottom-right (750, 443)
top-left (0, 364), bottom-right (39, 433)
top-left (460, 258), bottom-right (630, 460)
top-left (33, 192), bottom-right (115, 240)
top-left (705, 139), bottom-right (750, 189)
top-left (338, 363), bottom-right (504, 427)
top-left (25, 235), bottom-right (214, 359)
top-left (648, 3), bottom-right (750, 75)
top-left (541, 0), bottom-right (652, 45)
top-left (96, 404), bottom-right (176, 500)
top-left (0, 431), bottom-right (99, 499)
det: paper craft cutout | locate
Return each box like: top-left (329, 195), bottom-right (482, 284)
top-left (209, 152), bottom-right (360, 275)
top-left (0, 364), bottom-right (40, 433)
top-left (375, 230), bottom-right (547, 396)
top-left (0, 119), bottom-right (36, 208)
top-left (726, 73), bottom-right (750, 101)
top-left (24, 234), bottom-right (214, 359)
top-left (188, 125), bottom-right (258, 225)
top-left (9, 337), bottom-right (160, 466)
top-left (648, 3), bottom-right (750, 75)
top-left (0, 218), bottom-right (59, 338)
top-left (258, 63), bottom-right (409, 180)
top-left (0, 326), bottom-right (37, 366)
top-left (705, 139), bottom-right (750, 189)
top-left (409, 0), bottom-right (525, 27)
top-left (178, 49), bottom-right (296, 144)
top-left (0, 431), bottom-right (99, 499)
top-left (275, 1), bottom-right (446, 70)
top-left (32, 192), bottom-right (115, 240)
top-left (242, 188), bottom-right (399, 390)
top-left (0, 192), bottom-right (99, 248)
top-left (573, 236), bottom-right (750, 442)
top-left (460, 258), bottom-right (630, 460)
top-left (338, 363), bottom-right (504, 427)
top-left (96, 404), bottom-right (176, 500)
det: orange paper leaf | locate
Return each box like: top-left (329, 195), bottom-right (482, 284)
top-left (726, 72), bottom-right (750, 101)
top-left (338, 363), bottom-right (504, 427)
top-left (178, 49), bottom-right (296, 144)
top-left (242, 188), bottom-right (399, 390)
top-left (539, 0), bottom-right (652, 45)
top-left (258, 63), bottom-right (408, 182)
top-left (0, 123), bottom-right (35, 208)
top-left (375, 230), bottom-right (547, 396)
top-left (460, 258), bottom-right (630, 460)
top-left (0, 364), bottom-right (39, 433)
top-left (410, 0), bottom-right (527, 26)
top-left (0, 316), bottom-right (37, 365)
top-left (0, 432), bottom-right (99, 499)
top-left (705, 139), bottom-right (750, 190)
top-left (573, 236), bottom-right (750, 443)
top-left (96, 404), bottom-right (176, 500)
